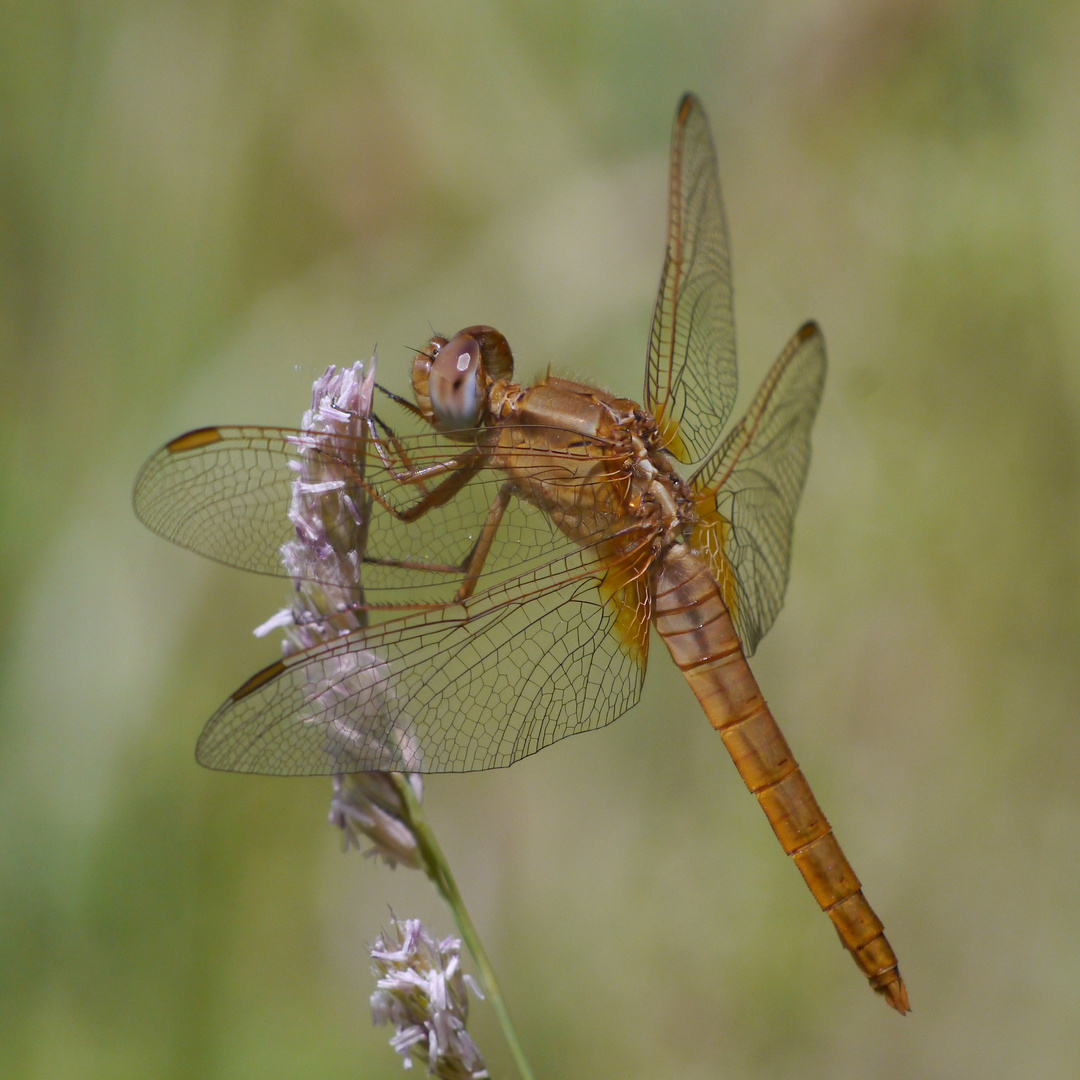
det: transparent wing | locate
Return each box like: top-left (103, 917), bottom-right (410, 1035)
top-left (135, 426), bottom-right (316, 578)
top-left (689, 322), bottom-right (826, 654)
top-left (195, 528), bottom-right (653, 775)
top-left (644, 93), bottom-right (736, 465)
top-left (133, 424), bottom-right (625, 606)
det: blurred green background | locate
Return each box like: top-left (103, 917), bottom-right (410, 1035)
top-left (3, 2), bottom-right (1079, 1077)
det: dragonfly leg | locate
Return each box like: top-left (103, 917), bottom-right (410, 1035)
top-left (393, 456), bottom-right (486, 523)
top-left (349, 446), bottom-right (486, 523)
top-left (365, 416), bottom-right (476, 488)
top-left (455, 482), bottom-right (515, 602)
top-left (360, 481), bottom-right (514, 589)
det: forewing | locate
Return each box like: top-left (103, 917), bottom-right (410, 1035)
top-left (689, 322), bottom-right (826, 654)
top-left (644, 93), bottom-right (736, 465)
top-left (195, 530), bottom-right (653, 775)
top-left (134, 424), bottom-right (607, 606)
top-left (134, 426), bottom-right (303, 577)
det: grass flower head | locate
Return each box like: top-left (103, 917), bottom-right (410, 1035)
top-left (371, 917), bottom-right (488, 1079)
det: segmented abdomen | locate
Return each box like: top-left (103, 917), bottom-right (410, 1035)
top-left (652, 544), bottom-right (909, 1013)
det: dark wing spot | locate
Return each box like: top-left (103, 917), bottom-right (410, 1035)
top-left (232, 659), bottom-right (287, 701)
top-left (167, 427), bottom-right (224, 453)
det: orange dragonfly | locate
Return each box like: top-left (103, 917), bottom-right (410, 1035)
top-left (135, 94), bottom-right (907, 1012)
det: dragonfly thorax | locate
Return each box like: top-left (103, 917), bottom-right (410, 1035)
top-left (628, 426), bottom-right (696, 549)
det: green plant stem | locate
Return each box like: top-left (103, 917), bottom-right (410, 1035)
top-left (391, 773), bottom-right (536, 1080)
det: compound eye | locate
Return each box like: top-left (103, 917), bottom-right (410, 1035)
top-left (429, 332), bottom-right (484, 430)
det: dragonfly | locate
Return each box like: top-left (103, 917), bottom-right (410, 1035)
top-left (135, 94), bottom-right (907, 1013)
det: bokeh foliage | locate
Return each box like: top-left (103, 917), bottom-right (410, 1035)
top-left (2, 2), bottom-right (1079, 1077)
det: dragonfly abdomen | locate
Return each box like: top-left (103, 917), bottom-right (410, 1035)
top-left (652, 545), bottom-right (909, 1013)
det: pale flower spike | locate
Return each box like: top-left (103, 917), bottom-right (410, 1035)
top-left (276, 358), bottom-right (376, 656)
top-left (370, 918), bottom-right (488, 1079)
top-left (329, 772), bottom-right (424, 870)
top-left (256, 357), bottom-right (428, 865)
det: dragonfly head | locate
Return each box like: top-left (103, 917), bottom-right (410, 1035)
top-left (412, 325), bottom-right (514, 435)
